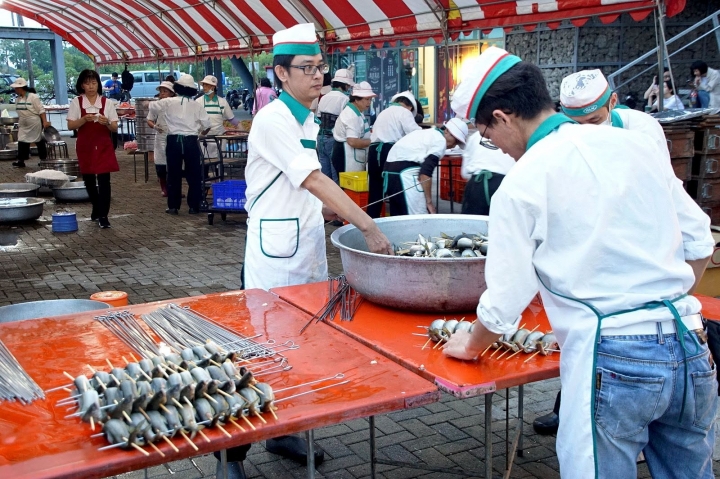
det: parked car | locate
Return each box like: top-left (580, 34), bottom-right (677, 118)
top-left (127, 70), bottom-right (185, 98)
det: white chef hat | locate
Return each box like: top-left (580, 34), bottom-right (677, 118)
top-left (559, 70), bottom-right (612, 116)
top-left (176, 74), bottom-right (196, 89)
top-left (273, 23), bottom-right (321, 56)
top-left (352, 81), bottom-right (376, 98)
top-left (445, 118), bottom-right (468, 146)
top-left (391, 90), bottom-right (417, 116)
top-left (331, 69), bottom-right (355, 86)
top-left (451, 46), bottom-right (521, 122)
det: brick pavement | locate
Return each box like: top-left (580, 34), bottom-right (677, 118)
top-left (0, 142), bottom-right (718, 478)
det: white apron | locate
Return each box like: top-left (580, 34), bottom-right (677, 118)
top-left (16, 94), bottom-right (43, 143)
top-left (399, 166), bottom-right (427, 215)
top-left (244, 172), bottom-right (327, 290)
top-left (153, 111), bottom-right (168, 166)
top-left (343, 142), bottom-right (368, 172)
top-left (339, 104), bottom-right (371, 173)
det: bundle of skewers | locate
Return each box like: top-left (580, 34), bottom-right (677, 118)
top-left (0, 338), bottom-right (44, 403)
top-left (417, 319), bottom-right (559, 363)
top-left (49, 340), bottom-right (349, 457)
top-left (300, 275), bottom-right (363, 334)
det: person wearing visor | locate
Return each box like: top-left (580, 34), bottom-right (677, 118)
top-left (530, 68), bottom-right (686, 436)
top-left (443, 46), bottom-right (714, 478)
top-left (146, 81), bottom-right (176, 197)
top-left (316, 68), bottom-right (354, 182)
top-left (383, 117), bottom-right (467, 216)
top-left (331, 81), bottom-right (375, 174)
top-left (196, 75), bottom-right (240, 159)
top-left (366, 90), bottom-right (422, 218)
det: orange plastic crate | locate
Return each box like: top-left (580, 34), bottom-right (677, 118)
top-left (440, 177), bottom-right (467, 203)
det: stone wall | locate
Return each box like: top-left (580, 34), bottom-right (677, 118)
top-left (506, 0), bottom-right (720, 100)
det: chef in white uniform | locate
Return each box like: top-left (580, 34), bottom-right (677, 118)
top-left (460, 130), bottom-right (515, 215)
top-left (530, 69), bottom-right (696, 436)
top-left (383, 118), bottom-right (467, 216)
top-left (11, 78), bottom-right (50, 168)
top-left (196, 75), bottom-right (239, 159)
top-left (332, 81), bottom-right (375, 174)
top-left (316, 68), bottom-right (354, 182)
top-left (146, 81), bottom-right (176, 197)
top-left (244, 23), bottom-right (392, 291)
top-left (444, 46), bottom-right (716, 478)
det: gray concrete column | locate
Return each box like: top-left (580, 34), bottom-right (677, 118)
top-left (50, 34), bottom-right (68, 105)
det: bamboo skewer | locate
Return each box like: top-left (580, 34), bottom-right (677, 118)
top-left (524, 350), bottom-right (541, 363)
top-left (480, 344), bottom-right (494, 357)
top-left (162, 435), bottom-right (180, 453)
top-left (505, 350), bottom-right (523, 361)
top-left (129, 441), bottom-right (150, 456)
top-left (240, 415), bottom-right (256, 430)
top-left (421, 337), bottom-right (433, 350)
top-left (147, 441), bottom-right (165, 457)
top-left (179, 430), bottom-right (198, 451)
top-left (198, 429), bottom-right (211, 443)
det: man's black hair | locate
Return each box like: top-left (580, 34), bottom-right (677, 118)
top-left (112, 72), bottom-right (119, 77)
top-left (165, 75), bottom-right (176, 82)
top-left (173, 83), bottom-right (198, 97)
top-left (473, 62), bottom-right (554, 127)
top-left (331, 81), bottom-right (350, 91)
top-left (260, 78), bottom-right (272, 88)
top-left (273, 54), bottom-right (294, 90)
top-left (691, 60), bottom-right (709, 75)
top-left (394, 96), bottom-right (414, 108)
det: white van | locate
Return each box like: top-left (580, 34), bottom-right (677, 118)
top-left (128, 71), bottom-right (181, 98)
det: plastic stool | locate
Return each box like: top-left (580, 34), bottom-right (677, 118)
top-left (47, 141), bottom-right (69, 159)
top-left (90, 291), bottom-right (128, 307)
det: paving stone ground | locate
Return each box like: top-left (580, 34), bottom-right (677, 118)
top-left (1, 135), bottom-right (719, 478)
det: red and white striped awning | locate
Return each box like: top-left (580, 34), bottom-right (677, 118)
top-left (0, 0), bottom-right (678, 64)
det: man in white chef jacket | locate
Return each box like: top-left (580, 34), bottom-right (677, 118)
top-left (532, 69), bottom-right (690, 436)
top-left (443, 46), bottom-right (716, 478)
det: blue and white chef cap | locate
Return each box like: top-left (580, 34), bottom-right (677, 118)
top-left (273, 23), bottom-right (321, 56)
top-left (560, 70), bottom-right (612, 116)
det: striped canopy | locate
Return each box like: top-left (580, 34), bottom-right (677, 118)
top-left (1, 0), bottom-right (672, 64)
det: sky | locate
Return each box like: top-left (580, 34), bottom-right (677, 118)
top-left (0, 9), bottom-right (42, 28)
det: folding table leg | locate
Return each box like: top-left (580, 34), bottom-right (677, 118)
top-left (220, 448), bottom-right (228, 479)
top-left (518, 385), bottom-right (524, 457)
top-left (485, 392), bottom-right (494, 479)
top-left (369, 416), bottom-right (377, 479)
top-left (133, 152), bottom-right (137, 183)
top-left (306, 429), bottom-right (316, 479)
top-left (144, 152), bottom-right (149, 183)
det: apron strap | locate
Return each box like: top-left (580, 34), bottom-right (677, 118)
top-left (472, 170), bottom-right (493, 206)
top-left (249, 172), bottom-right (282, 211)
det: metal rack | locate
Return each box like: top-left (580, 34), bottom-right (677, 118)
top-left (199, 133), bottom-right (249, 225)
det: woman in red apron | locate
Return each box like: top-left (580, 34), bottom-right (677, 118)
top-left (67, 70), bottom-right (120, 229)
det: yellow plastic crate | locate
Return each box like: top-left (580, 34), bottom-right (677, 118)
top-left (339, 171), bottom-right (369, 192)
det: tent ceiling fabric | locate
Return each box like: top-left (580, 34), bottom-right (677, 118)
top-left (0, 0), bottom-right (666, 64)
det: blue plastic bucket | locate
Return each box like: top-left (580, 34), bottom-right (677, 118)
top-left (52, 212), bottom-right (78, 233)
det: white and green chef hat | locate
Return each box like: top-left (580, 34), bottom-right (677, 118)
top-left (451, 46), bottom-right (521, 121)
top-left (559, 70), bottom-right (612, 116)
top-left (272, 23), bottom-right (321, 56)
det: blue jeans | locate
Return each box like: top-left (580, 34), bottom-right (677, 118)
top-left (594, 330), bottom-right (717, 478)
top-left (317, 135), bottom-right (338, 183)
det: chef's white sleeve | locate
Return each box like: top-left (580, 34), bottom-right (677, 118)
top-left (67, 97), bottom-right (81, 121)
top-left (197, 105), bottom-right (212, 131)
top-left (31, 94), bottom-right (45, 115)
top-left (251, 114), bottom-right (321, 189)
top-left (476, 188), bottom-right (539, 334)
top-left (104, 100), bottom-right (119, 122)
top-left (400, 109), bottom-right (422, 136)
top-left (146, 102), bottom-right (158, 122)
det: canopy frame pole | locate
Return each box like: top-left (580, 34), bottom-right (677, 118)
top-left (422, 0), bottom-right (450, 121)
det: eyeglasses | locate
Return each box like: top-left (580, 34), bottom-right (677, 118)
top-left (479, 124), bottom-right (499, 150)
top-left (288, 63), bottom-right (330, 75)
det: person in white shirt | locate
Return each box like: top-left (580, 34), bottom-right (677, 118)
top-left (149, 74), bottom-right (211, 215)
top-left (196, 75), bottom-right (240, 159)
top-left (366, 91), bottom-right (421, 217)
top-left (146, 81), bottom-right (176, 197)
top-left (445, 46), bottom-right (715, 479)
top-left (316, 68), bottom-right (354, 182)
top-left (692, 60), bottom-right (720, 108)
top-left (10, 77), bottom-right (50, 168)
top-left (331, 81), bottom-right (375, 174)
top-left (650, 81), bottom-right (685, 111)
top-left (460, 130), bottom-right (515, 215)
top-left (383, 118), bottom-right (467, 215)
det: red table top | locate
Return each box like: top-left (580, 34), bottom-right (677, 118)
top-left (272, 282), bottom-right (558, 398)
top-left (0, 289), bottom-right (438, 479)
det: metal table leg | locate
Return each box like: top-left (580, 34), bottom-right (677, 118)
top-left (133, 151), bottom-right (137, 183)
top-left (144, 151), bottom-right (149, 183)
top-left (518, 385), bottom-right (524, 457)
top-left (220, 449), bottom-right (229, 479)
top-left (306, 429), bottom-right (316, 479)
top-left (485, 392), bottom-right (494, 479)
top-left (370, 416), bottom-right (377, 479)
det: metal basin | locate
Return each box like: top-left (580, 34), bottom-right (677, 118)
top-left (38, 159), bottom-right (80, 177)
top-left (0, 197), bottom-right (45, 223)
top-left (53, 181), bottom-right (90, 202)
top-left (0, 299), bottom-right (110, 323)
top-left (0, 149), bottom-right (17, 161)
top-left (0, 183), bottom-right (40, 198)
top-left (43, 126), bottom-right (62, 143)
top-left (330, 214), bottom-right (489, 312)
top-left (0, 117), bottom-right (16, 126)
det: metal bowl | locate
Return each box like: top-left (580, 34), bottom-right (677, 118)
top-left (43, 126), bottom-right (62, 143)
top-left (53, 181), bottom-right (89, 202)
top-left (0, 117), bottom-right (16, 126)
top-left (0, 183), bottom-right (40, 198)
top-left (0, 149), bottom-right (18, 160)
top-left (0, 197), bottom-right (45, 223)
top-left (330, 214), bottom-right (489, 312)
top-left (0, 299), bottom-right (110, 323)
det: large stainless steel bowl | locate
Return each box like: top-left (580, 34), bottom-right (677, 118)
top-left (330, 214), bottom-right (489, 312)
top-left (53, 181), bottom-right (90, 202)
top-left (0, 299), bottom-right (110, 323)
top-left (0, 149), bottom-right (18, 160)
top-left (0, 183), bottom-right (40, 198)
top-left (0, 197), bottom-right (45, 223)
top-left (0, 117), bottom-right (16, 126)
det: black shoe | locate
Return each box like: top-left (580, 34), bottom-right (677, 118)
top-left (532, 412), bottom-right (559, 435)
top-left (266, 435), bottom-right (325, 466)
top-left (165, 208), bottom-right (179, 215)
top-left (90, 214), bottom-right (99, 222)
top-left (188, 208), bottom-right (199, 214)
top-left (215, 459), bottom-right (246, 479)
top-left (12, 161), bottom-right (25, 168)
top-left (98, 217), bottom-right (111, 228)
